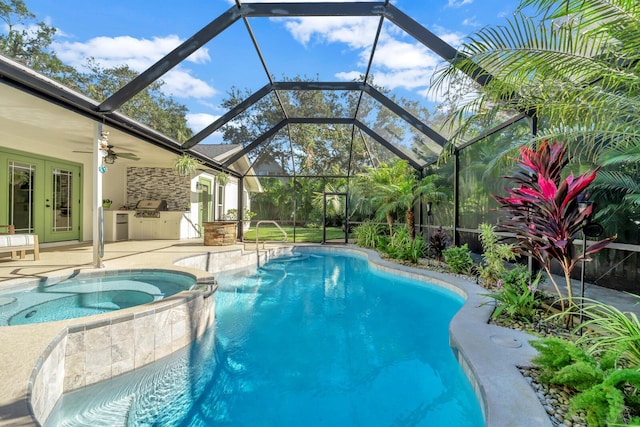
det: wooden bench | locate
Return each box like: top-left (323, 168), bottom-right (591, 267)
top-left (0, 225), bottom-right (40, 261)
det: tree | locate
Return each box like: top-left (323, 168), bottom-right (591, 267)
top-left (0, 1), bottom-right (194, 142)
top-left (219, 75), bottom-right (425, 177)
top-left (73, 60), bottom-right (193, 142)
top-left (0, 0), bottom-right (79, 82)
top-left (433, 0), bottom-right (640, 162)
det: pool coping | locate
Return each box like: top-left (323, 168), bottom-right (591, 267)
top-left (294, 245), bottom-right (552, 427)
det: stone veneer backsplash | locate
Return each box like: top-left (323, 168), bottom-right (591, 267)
top-left (127, 167), bottom-right (190, 211)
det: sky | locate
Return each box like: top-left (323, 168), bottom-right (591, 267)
top-left (21, 0), bottom-right (522, 143)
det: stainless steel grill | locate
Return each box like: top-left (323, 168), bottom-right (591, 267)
top-left (134, 199), bottom-right (167, 218)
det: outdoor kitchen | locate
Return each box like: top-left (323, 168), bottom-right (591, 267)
top-left (102, 166), bottom-right (205, 241)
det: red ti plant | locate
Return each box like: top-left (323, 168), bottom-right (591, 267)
top-left (493, 141), bottom-right (615, 315)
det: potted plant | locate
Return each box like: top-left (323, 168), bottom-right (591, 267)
top-left (102, 199), bottom-right (112, 208)
top-left (174, 154), bottom-right (201, 177)
top-left (215, 171), bottom-right (230, 186)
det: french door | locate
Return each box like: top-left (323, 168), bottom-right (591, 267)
top-left (3, 150), bottom-right (82, 243)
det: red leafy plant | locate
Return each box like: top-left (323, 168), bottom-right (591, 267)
top-left (493, 141), bottom-right (615, 316)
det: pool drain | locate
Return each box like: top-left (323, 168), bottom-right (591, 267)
top-left (490, 334), bottom-right (522, 348)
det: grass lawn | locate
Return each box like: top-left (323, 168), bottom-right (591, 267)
top-left (243, 225), bottom-right (350, 243)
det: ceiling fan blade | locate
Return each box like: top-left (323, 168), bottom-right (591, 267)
top-left (116, 152), bottom-right (140, 160)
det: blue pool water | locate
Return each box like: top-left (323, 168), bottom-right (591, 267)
top-left (0, 271), bottom-right (194, 326)
top-left (46, 251), bottom-right (484, 426)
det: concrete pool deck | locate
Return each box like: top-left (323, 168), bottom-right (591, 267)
top-left (0, 239), bottom-right (636, 426)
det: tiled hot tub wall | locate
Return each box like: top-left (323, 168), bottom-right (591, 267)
top-left (30, 246), bottom-right (293, 424)
top-left (29, 289), bottom-right (215, 424)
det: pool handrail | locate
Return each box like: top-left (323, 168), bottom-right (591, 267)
top-left (254, 220), bottom-right (288, 250)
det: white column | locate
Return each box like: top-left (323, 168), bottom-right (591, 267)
top-left (93, 122), bottom-right (104, 268)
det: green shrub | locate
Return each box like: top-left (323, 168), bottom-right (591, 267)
top-left (485, 269), bottom-right (542, 323)
top-left (531, 337), bottom-right (640, 427)
top-left (531, 338), bottom-right (595, 383)
top-left (353, 221), bottom-right (383, 249)
top-left (385, 226), bottom-right (426, 263)
top-left (501, 265), bottom-right (543, 289)
top-left (477, 223), bottom-right (516, 286)
top-left (443, 244), bottom-right (474, 274)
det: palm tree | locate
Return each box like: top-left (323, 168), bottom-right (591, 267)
top-left (353, 160), bottom-right (446, 239)
top-left (353, 161), bottom-right (407, 237)
top-left (432, 0), bottom-right (640, 161)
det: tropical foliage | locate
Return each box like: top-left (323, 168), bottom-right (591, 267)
top-left (383, 225), bottom-right (427, 263)
top-left (428, 227), bottom-right (449, 262)
top-left (433, 0), bottom-right (640, 163)
top-left (493, 141), bottom-right (615, 313)
top-left (485, 265), bottom-right (542, 323)
top-left (353, 221), bottom-right (383, 249)
top-left (352, 160), bottom-right (446, 239)
top-left (567, 297), bottom-right (640, 369)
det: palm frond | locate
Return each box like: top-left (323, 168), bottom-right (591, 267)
top-left (432, 0), bottom-right (640, 160)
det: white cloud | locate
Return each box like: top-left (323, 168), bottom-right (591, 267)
top-left (283, 16), bottom-right (378, 48)
top-left (335, 71), bottom-right (362, 81)
top-left (447, 0), bottom-right (473, 7)
top-left (369, 68), bottom-right (431, 91)
top-left (462, 16), bottom-right (481, 27)
top-left (163, 69), bottom-right (217, 99)
top-left (187, 112), bottom-right (220, 133)
top-left (373, 38), bottom-right (440, 70)
top-left (220, 1), bottom-right (465, 104)
top-left (52, 34), bottom-right (215, 99)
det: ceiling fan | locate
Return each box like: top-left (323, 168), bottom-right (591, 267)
top-left (73, 144), bottom-right (140, 164)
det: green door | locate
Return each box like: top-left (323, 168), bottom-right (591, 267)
top-left (44, 161), bottom-right (81, 242)
top-left (2, 149), bottom-right (82, 243)
top-left (198, 178), bottom-right (212, 233)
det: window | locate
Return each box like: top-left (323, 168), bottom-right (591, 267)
top-left (216, 184), bottom-right (224, 220)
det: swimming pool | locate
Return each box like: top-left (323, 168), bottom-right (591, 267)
top-left (0, 270), bottom-right (195, 326)
top-left (45, 250), bottom-right (484, 426)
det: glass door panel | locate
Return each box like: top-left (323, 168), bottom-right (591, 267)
top-left (52, 168), bottom-right (73, 232)
top-left (8, 161), bottom-right (36, 233)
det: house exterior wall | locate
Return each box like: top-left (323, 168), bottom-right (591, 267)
top-left (0, 144), bottom-right (251, 242)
